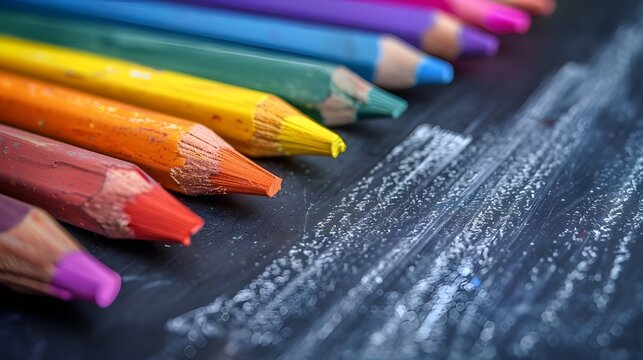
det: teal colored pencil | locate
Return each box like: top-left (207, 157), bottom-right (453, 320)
top-left (2, 0), bottom-right (454, 89)
top-left (0, 10), bottom-right (407, 125)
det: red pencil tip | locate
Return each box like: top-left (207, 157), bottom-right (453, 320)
top-left (125, 185), bottom-right (204, 245)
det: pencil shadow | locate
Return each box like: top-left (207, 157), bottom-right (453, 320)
top-left (257, 155), bottom-right (314, 177)
top-left (65, 225), bottom-right (165, 255)
top-left (0, 287), bottom-right (87, 326)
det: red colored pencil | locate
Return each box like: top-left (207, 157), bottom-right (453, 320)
top-left (0, 193), bottom-right (121, 307)
top-left (0, 124), bottom-right (204, 245)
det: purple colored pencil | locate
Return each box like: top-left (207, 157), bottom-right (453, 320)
top-left (187, 0), bottom-right (498, 59)
top-left (0, 193), bottom-right (121, 307)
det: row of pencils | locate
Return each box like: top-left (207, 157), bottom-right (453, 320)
top-left (0, 0), bottom-right (555, 308)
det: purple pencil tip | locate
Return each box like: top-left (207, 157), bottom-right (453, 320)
top-left (459, 27), bottom-right (500, 57)
top-left (50, 251), bottom-right (121, 307)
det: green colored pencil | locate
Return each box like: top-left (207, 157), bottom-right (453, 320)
top-left (0, 9), bottom-right (408, 126)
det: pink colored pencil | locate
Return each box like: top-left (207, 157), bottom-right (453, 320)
top-left (358, 0), bottom-right (532, 34)
top-left (0, 193), bottom-right (121, 307)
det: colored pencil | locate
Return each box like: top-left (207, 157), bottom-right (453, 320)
top-left (0, 70), bottom-right (283, 197)
top-left (0, 36), bottom-right (344, 158)
top-left (493, 0), bottom-right (556, 16)
top-left (186, 0), bottom-right (498, 60)
top-left (0, 194), bottom-right (121, 307)
top-left (0, 10), bottom-right (406, 126)
top-left (360, 0), bottom-right (532, 34)
top-left (2, 0), bottom-right (454, 89)
top-left (0, 124), bottom-right (204, 245)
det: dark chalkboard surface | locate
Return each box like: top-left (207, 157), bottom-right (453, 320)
top-left (2, 1), bottom-right (643, 359)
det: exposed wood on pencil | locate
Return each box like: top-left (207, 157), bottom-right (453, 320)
top-left (318, 67), bottom-right (407, 125)
top-left (0, 10), bottom-right (407, 125)
top-left (0, 35), bottom-right (345, 157)
top-left (192, 0), bottom-right (498, 59)
top-left (0, 70), bottom-right (282, 197)
top-left (0, 194), bottom-right (121, 307)
top-left (0, 0), bottom-right (453, 89)
top-left (0, 124), bottom-right (205, 244)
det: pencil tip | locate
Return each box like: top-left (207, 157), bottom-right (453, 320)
top-left (484, 6), bottom-right (532, 34)
top-left (538, 0), bottom-right (557, 16)
top-left (415, 57), bottom-right (454, 85)
top-left (279, 115), bottom-right (347, 158)
top-left (459, 27), bottom-right (500, 57)
top-left (126, 184), bottom-right (204, 245)
top-left (51, 251), bottom-right (121, 307)
top-left (506, 0), bottom-right (556, 16)
top-left (214, 149), bottom-right (283, 196)
top-left (361, 87), bottom-right (408, 119)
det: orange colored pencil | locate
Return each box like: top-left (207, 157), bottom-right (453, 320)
top-left (0, 70), bottom-right (281, 197)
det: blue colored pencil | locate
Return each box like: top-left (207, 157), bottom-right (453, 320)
top-left (3, 0), bottom-right (454, 89)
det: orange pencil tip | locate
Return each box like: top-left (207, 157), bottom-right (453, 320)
top-left (213, 149), bottom-right (283, 197)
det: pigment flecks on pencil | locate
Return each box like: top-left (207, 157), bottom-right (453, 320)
top-left (0, 9), bottom-right (407, 125)
top-left (0, 70), bottom-right (283, 197)
top-left (0, 35), bottom-right (344, 157)
top-left (0, 124), bottom-right (205, 244)
top-left (0, 194), bottom-right (121, 307)
top-left (190, 0), bottom-right (498, 60)
top-left (3, 0), bottom-right (453, 88)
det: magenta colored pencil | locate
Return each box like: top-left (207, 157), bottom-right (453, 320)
top-left (356, 0), bottom-right (532, 34)
top-left (187, 0), bottom-right (498, 60)
top-left (0, 193), bottom-right (121, 307)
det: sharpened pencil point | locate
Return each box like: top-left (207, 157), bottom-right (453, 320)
top-left (214, 149), bottom-right (283, 197)
top-left (126, 184), bottom-right (204, 245)
top-left (416, 57), bottom-right (454, 85)
top-left (460, 27), bottom-right (500, 57)
top-left (51, 251), bottom-right (121, 307)
top-left (362, 87), bottom-right (408, 119)
top-left (531, 0), bottom-right (556, 16)
top-left (485, 7), bottom-right (532, 34)
top-left (279, 115), bottom-right (346, 158)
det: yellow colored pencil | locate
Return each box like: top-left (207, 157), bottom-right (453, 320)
top-left (0, 35), bottom-right (346, 158)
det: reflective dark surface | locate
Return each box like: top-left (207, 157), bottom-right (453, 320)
top-left (2, 1), bottom-right (643, 359)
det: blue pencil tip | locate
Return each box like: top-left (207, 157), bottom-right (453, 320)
top-left (415, 57), bottom-right (454, 85)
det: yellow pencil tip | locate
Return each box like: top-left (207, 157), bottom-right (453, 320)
top-left (278, 115), bottom-right (346, 157)
top-left (330, 136), bottom-right (347, 158)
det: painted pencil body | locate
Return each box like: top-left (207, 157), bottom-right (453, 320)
top-left (0, 124), bottom-right (204, 244)
top-left (362, 0), bottom-right (532, 34)
top-left (190, 0), bottom-right (498, 60)
top-left (493, 0), bottom-right (556, 16)
top-left (2, 0), bottom-right (453, 89)
top-left (0, 10), bottom-right (406, 126)
top-left (0, 71), bottom-right (282, 197)
top-left (0, 36), bottom-right (345, 158)
top-left (0, 194), bottom-right (121, 307)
